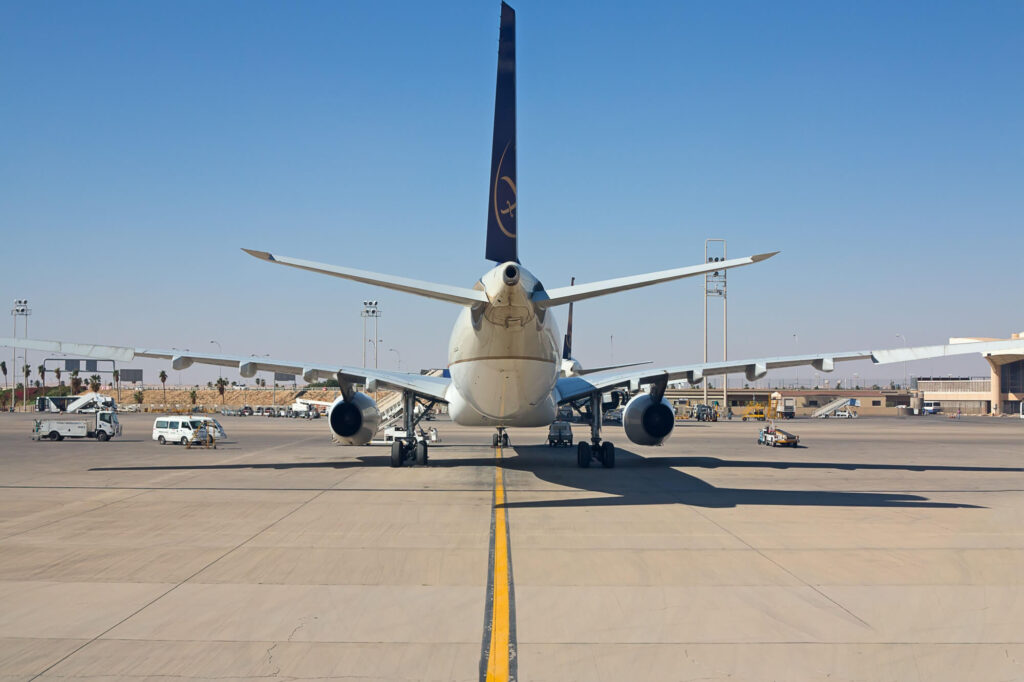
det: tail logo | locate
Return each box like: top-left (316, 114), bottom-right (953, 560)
top-left (493, 140), bottom-right (517, 238)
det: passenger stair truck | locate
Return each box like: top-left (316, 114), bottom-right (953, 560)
top-left (812, 397), bottom-right (860, 419)
top-left (33, 410), bottom-right (121, 442)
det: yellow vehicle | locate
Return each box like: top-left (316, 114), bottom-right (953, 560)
top-left (742, 403), bottom-right (767, 422)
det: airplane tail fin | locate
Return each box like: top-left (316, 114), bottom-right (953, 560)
top-left (562, 277), bottom-right (574, 359)
top-left (485, 2), bottom-right (518, 264)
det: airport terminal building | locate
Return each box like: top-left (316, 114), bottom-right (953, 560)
top-left (919, 332), bottom-right (1024, 416)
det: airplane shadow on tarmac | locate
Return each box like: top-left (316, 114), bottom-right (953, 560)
top-left (89, 444), bottom-right (1024, 509)
top-left (491, 444), bottom-right (1022, 510)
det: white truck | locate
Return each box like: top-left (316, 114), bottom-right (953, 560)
top-left (33, 410), bottom-right (122, 442)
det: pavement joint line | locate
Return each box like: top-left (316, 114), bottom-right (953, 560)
top-left (0, 437), bottom-right (326, 544)
top-left (480, 443), bottom-right (517, 682)
top-left (26, 438), bottom-right (336, 681)
top-left (0, 488), bottom-right (154, 543)
top-left (689, 507), bottom-right (875, 630)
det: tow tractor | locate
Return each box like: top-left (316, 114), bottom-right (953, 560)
top-left (757, 421), bottom-right (800, 447)
top-left (34, 410), bottom-right (121, 442)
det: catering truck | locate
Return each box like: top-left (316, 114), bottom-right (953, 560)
top-left (33, 410), bottom-right (122, 441)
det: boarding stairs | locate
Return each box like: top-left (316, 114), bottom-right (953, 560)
top-left (812, 397), bottom-right (859, 419)
top-left (64, 392), bottom-right (113, 413)
top-left (375, 391), bottom-right (405, 431)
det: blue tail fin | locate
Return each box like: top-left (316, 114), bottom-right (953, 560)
top-left (485, 2), bottom-right (518, 264)
top-left (562, 277), bottom-right (574, 360)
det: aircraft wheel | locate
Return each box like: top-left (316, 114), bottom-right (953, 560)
top-left (601, 441), bottom-right (615, 468)
top-left (576, 442), bottom-right (591, 468)
top-left (492, 433), bottom-right (499, 448)
top-left (390, 440), bottom-right (404, 467)
top-left (501, 433), bottom-right (510, 447)
top-left (415, 442), bottom-right (428, 466)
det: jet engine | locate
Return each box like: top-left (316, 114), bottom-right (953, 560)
top-left (328, 392), bottom-right (381, 446)
top-left (622, 392), bottom-right (675, 446)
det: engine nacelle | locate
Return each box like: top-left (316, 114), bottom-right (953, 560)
top-left (328, 392), bottom-right (380, 446)
top-left (622, 393), bottom-right (675, 446)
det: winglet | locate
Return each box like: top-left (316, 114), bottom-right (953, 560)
top-left (242, 248), bottom-right (275, 262)
top-left (751, 251), bottom-right (780, 263)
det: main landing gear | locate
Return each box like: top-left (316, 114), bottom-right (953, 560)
top-left (492, 428), bottom-right (510, 448)
top-left (577, 390), bottom-right (615, 468)
top-left (390, 392), bottom-right (436, 468)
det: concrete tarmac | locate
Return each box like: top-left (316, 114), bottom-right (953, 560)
top-left (0, 412), bottom-right (1022, 681)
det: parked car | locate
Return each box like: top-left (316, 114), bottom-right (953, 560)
top-left (547, 421), bottom-right (573, 447)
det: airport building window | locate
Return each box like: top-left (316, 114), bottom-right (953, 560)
top-left (1001, 360), bottom-right (1024, 394)
top-left (872, 400), bottom-right (881, 407)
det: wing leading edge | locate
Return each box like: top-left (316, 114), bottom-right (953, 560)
top-left (0, 337), bottom-right (450, 401)
top-left (556, 338), bottom-right (1024, 403)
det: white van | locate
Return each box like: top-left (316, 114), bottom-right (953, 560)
top-left (923, 401), bottom-right (941, 415)
top-left (152, 417), bottom-right (208, 445)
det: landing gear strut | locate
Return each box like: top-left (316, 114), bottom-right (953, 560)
top-left (492, 428), bottom-right (510, 448)
top-left (389, 391), bottom-right (436, 467)
top-left (577, 391), bottom-right (614, 468)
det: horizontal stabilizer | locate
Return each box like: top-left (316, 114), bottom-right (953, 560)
top-left (533, 252), bottom-right (778, 308)
top-left (243, 249), bottom-right (487, 306)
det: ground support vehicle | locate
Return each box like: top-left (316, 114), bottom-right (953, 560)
top-left (758, 424), bottom-right (800, 447)
top-left (34, 411), bottom-right (121, 442)
top-left (693, 404), bottom-right (717, 422)
top-left (547, 420), bottom-right (573, 447)
top-left (152, 417), bottom-right (210, 446)
top-left (742, 403), bottom-right (767, 422)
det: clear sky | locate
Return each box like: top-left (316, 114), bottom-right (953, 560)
top-left (2, 0), bottom-right (1021, 387)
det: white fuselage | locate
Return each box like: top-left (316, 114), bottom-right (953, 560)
top-left (445, 262), bottom-right (561, 427)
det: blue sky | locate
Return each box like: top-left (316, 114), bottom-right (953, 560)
top-left (2, 0), bottom-right (1021, 386)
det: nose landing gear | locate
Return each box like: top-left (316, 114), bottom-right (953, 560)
top-left (492, 428), bottom-right (510, 448)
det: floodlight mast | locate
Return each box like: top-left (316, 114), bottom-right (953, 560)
top-left (703, 241), bottom-right (727, 410)
top-left (11, 299), bottom-right (31, 411)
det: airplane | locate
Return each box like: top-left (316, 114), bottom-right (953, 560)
top-left (4, 2), bottom-right (1023, 469)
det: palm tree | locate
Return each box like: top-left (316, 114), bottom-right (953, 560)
top-left (159, 370), bottom-right (168, 407)
top-left (22, 364), bottom-right (30, 411)
top-left (88, 374), bottom-right (101, 393)
top-left (38, 364), bottom-right (46, 393)
top-left (53, 367), bottom-right (62, 395)
top-left (133, 390), bottom-right (144, 406)
top-left (70, 369), bottom-right (81, 395)
top-left (189, 389), bottom-right (198, 407)
top-left (216, 376), bottom-right (228, 405)
top-left (0, 360), bottom-right (7, 408)
top-left (112, 369), bottom-right (120, 403)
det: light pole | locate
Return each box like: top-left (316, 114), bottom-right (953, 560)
top-left (389, 348), bottom-right (401, 371)
top-left (210, 340), bottom-right (222, 379)
top-left (896, 333), bottom-right (908, 389)
top-left (11, 299), bottom-right (30, 412)
top-left (792, 333), bottom-right (798, 388)
top-left (361, 301), bottom-right (381, 369)
top-left (703, 240), bottom-right (727, 408)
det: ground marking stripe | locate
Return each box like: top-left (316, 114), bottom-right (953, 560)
top-left (481, 443), bottom-right (517, 682)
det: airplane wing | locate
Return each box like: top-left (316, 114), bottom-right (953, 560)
top-left (533, 252), bottom-right (778, 308)
top-left (0, 337), bottom-right (450, 401)
top-left (555, 338), bottom-right (1024, 403)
